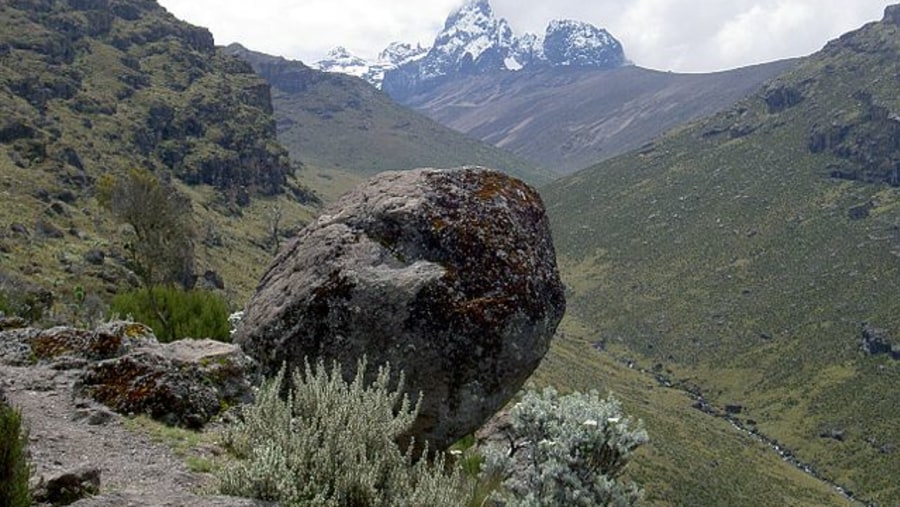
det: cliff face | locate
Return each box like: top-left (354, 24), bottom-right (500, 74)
top-left (0, 0), bottom-right (317, 306)
top-left (0, 0), bottom-right (291, 202)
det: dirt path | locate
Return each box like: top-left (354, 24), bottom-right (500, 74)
top-left (1, 362), bottom-right (268, 506)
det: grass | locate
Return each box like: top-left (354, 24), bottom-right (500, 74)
top-left (540, 13), bottom-right (900, 505)
top-left (123, 415), bottom-right (224, 475)
top-left (534, 318), bottom-right (854, 507)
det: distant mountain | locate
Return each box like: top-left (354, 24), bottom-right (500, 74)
top-left (314, 43), bottom-right (427, 89)
top-left (313, 0), bottom-right (625, 94)
top-left (317, 0), bottom-right (793, 175)
top-left (226, 44), bottom-right (555, 188)
top-left (402, 60), bottom-right (797, 174)
top-left (382, 0), bottom-right (626, 99)
top-left (543, 4), bottom-right (900, 503)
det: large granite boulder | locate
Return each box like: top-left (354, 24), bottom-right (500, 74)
top-left (235, 167), bottom-right (565, 449)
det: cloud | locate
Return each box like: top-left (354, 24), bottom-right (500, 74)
top-left (157, 0), bottom-right (893, 71)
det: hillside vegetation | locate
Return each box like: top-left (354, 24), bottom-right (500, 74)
top-left (0, 0), bottom-right (319, 309)
top-left (225, 44), bottom-right (556, 190)
top-left (543, 7), bottom-right (900, 504)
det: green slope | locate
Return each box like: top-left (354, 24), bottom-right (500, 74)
top-left (542, 6), bottom-right (900, 504)
top-left (0, 0), bottom-right (317, 305)
top-left (225, 44), bottom-right (556, 190)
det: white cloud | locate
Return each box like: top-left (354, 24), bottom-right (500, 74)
top-left (157, 0), bottom-right (893, 71)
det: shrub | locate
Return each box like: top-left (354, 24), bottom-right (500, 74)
top-left (218, 359), bottom-right (472, 506)
top-left (109, 286), bottom-right (230, 342)
top-left (0, 397), bottom-right (31, 507)
top-left (0, 273), bottom-right (53, 324)
top-left (480, 387), bottom-right (648, 507)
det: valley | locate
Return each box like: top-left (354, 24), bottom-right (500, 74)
top-left (1, 0), bottom-right (898, 505)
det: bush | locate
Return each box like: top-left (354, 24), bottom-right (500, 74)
top-left (109, 286), bottom-right (230, 342)
top-left (480, 387), bottom-right (648, 507)
top-left (0, 273), bottom-right (53, 324)
top-left (218, 359), bottom-right (472, 506)
top-left (0, 397), bottom-right (31, 507)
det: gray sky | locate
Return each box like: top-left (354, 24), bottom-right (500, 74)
top-left (157, 0), bottom-right (894, 72)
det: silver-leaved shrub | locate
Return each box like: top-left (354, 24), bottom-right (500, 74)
top-left (480, 387), bottom-right (648, 506)
top-left (217, 359), bottom-right (472, 506)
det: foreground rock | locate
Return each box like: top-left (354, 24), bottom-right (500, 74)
top-left (0, 324), bottom-right (268, 506)
top-left (236, 167), bottom-right (566, 449)
top-left (1, 322), bottom-right (256, 428)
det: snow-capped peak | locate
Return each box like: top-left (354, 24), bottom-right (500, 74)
top-left (542, 19), bottom-right (625, 67)
top-left (378, 42), bottom-right (428, 67)
top-left (314, 44), bottom-right (429, 89)
top-left (315, 46), bottom-right (370, 77)
top-left (314, 0), bottom-right (628, 97)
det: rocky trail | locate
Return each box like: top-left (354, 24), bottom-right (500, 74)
top-left (1, 361), bottom-right (271, 507)
top-left (0, 322), bottom-right (270, 507)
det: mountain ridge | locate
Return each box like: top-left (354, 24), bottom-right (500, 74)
top-left (542, 4), bottom-right (900, 502)
top-left (402, 59), bottom-right (797, 174)
top-left (315, 0), bottom-right (625, 93)
top-left (226, 43), bottom-right (555, 188)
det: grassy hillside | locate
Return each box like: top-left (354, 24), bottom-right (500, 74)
top-left (542, 6), bottom-right (900, 504)
top-left (225, 44), bottom-right (556, 189)
top-left (534, 318), bottom-right (852, 506)
top-left (0, 0), bottom-right (318, 312)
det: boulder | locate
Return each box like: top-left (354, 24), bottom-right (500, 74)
top-left (1, 320), bottom-right (256, 428)
top-left (235, 167), bottom-right (566, 450)
top-left (33, 467), bottom-right (101, 506)
top-left (861, 323), bottom-right (899, 359)
top-left (78, 338), bottom-right (257, 429)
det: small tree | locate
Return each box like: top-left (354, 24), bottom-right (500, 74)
top-left (480, 387), bottom-right (648, 507)
top-left (0, 397), bottom-right (31, 507)
top-left (97, 168), bottom-right (195, 337)
top-left (97, 168), bottom-right (194, 290)
top-left (218, 359), bottom-right (472, 506)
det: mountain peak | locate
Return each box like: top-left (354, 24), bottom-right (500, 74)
top-left (448, 0), bottom-right (494, 25)
top-left (885, 4), bottom-right (900, 25)
top-left (381, 2), bottom-right (626, 99)
top-left (543, 19), bottom-right (625, 67)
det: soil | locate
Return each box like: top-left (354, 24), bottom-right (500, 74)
top-left (0, 360), bottom-right (270, 506)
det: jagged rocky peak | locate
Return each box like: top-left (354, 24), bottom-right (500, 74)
top-left (381, 0), bottom-right (626, 99)
top-left (378, 41), bottom-right (428, 65)
top-left (314, 43), bottom-right (428, 89)
top-left (885, 3), bottom-right (900, 25)
top-left (316, 46), bottom-right (370, 74)
top-left (543, 19), bottom-right (625, 67)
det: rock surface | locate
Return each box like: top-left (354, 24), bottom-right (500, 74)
top-left (78, 338), bottom-right (257, 429)
top-left (0, 322), bottom-right (256, 428)
top-left (33, 467), bottom-right (102, 506)
top-left (0, 334), bottom-right (268, 506)
top-left (236, 166), bottom-right (566, 450)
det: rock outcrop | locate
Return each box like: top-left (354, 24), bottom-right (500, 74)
top-left (0, 321), bottom-right (257, 428)
top-left (861, 323), bottom-right (900, 360)
top-left (235, 167), bottom-right (566, 450)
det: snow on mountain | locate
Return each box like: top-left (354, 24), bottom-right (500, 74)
top-left (381, 0), bottom-right (627, 99)
top-left (315, 47), bottom-right (371, 79)
top-left (379, 42), bottom-right (428, 66)
top-left (542, 19), bottom-right (625, 68)
top-left (316, 0), bottom-right (626, 95)
top-left (314, 43), bottom-right (427, 89)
